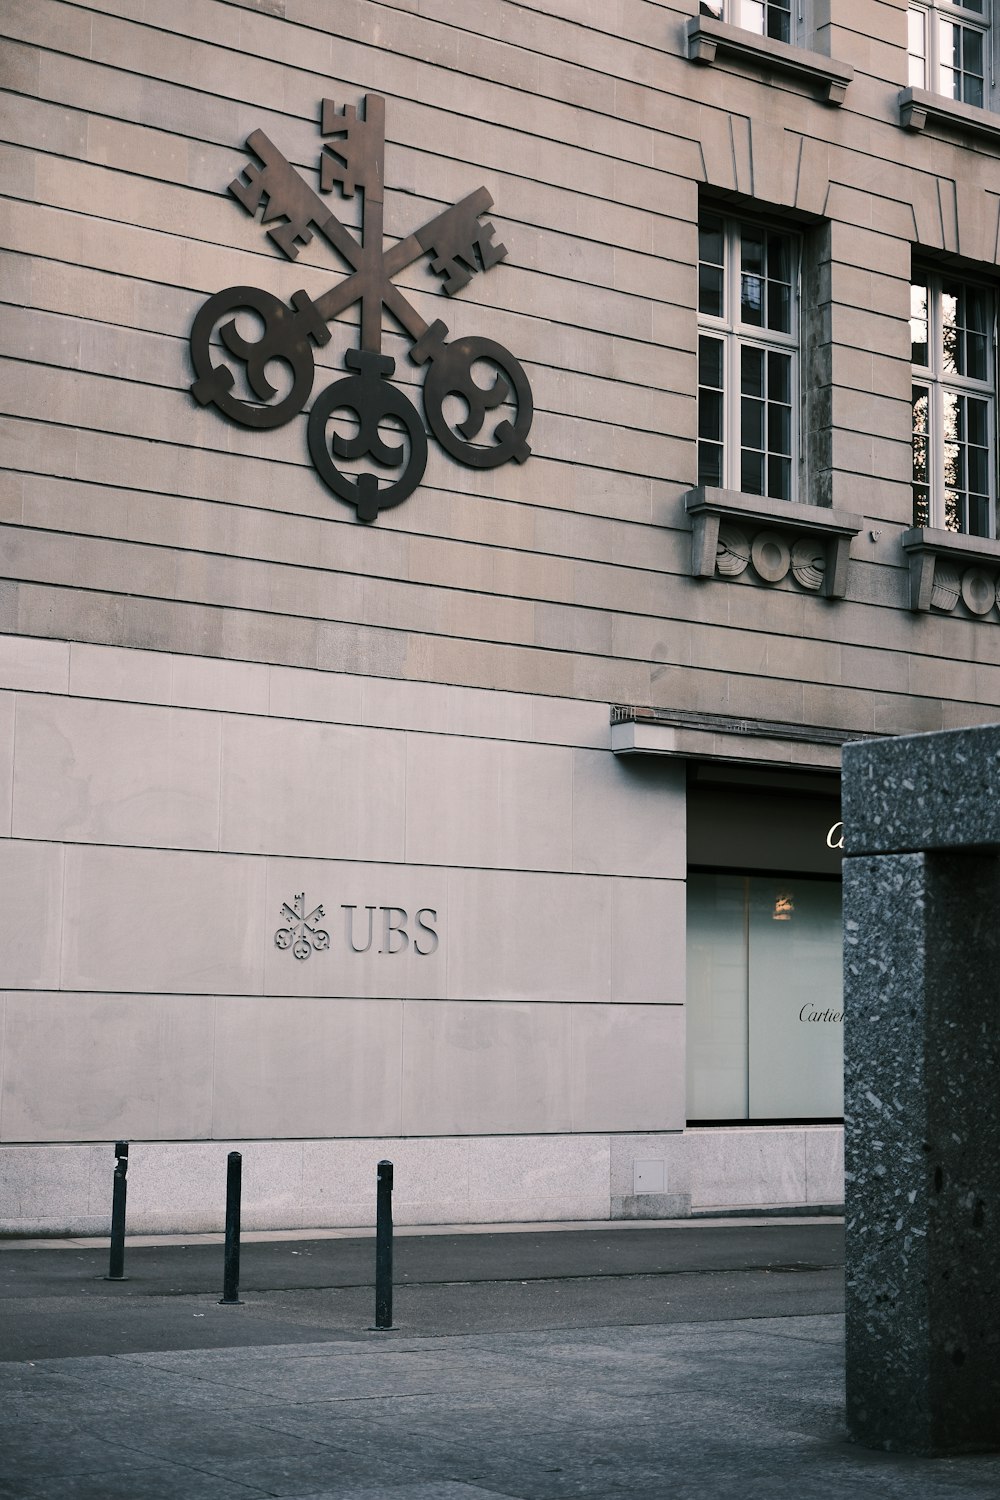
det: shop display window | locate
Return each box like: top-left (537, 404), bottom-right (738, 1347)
top-left (686, 871), bottom-right (843, 1121)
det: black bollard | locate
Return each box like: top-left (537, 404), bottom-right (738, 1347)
top-left (105, 1141), bottom-right (129, 1282)
top-left (220, 1151), bottom-right (243, 1305)
top-left (374, 1159), bottom-right (393, 1329)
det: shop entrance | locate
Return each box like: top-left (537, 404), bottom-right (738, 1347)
top-left (685, 765), bottom-right (843, 1123)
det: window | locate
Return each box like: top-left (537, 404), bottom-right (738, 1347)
top-left (908, 0), bottom-right (990, 107)
top-left (699, 0), bottom-right (793, 44)
top-left (697, 211), bottom-right (799, 502)
top-left (911, 268), bottom-right (996, 536)
top-left (687, 873), bottom-right (843, 1121)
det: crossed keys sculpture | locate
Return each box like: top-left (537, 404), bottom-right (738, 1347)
top-left (189, 95), bottom-right (533, 521)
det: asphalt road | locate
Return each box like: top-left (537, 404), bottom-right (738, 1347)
top-left (0, 1221), bottom-right (844, 1361)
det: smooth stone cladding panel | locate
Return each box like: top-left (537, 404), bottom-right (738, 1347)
top-left (842, 725), bottom-right (1000, 1455)
top-left (0, 639), bottom-right (686, 1229)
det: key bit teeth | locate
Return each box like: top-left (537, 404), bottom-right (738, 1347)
top-left (290, 289), bottom-right (332, 345)
top-left (191, 366), bottom-right (235, 405)
top-left (495, 421), bottom-right (531, 464)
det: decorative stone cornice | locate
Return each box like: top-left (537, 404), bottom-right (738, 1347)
top-left (901, 527), bottom-right (1000, 616)
top-left (899, 86), bottom-right (1000, 145)
top-left (685, 17), bottom-right (854, 105)
top-left (685, 488), bottom-right (864, 599)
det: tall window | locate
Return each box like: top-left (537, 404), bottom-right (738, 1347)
top-left (699, 0), bottom-right (793, 44)
top-left (911, 269), bottom-right (996, 536)
top-left (697, 211), bottom-right (799, 502)
top-left (908, 0), bottom-right (990, 107)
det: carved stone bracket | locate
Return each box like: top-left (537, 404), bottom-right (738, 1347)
top-left (685, 488), bottom-right (863, 599)
top-left (685, 18), bottom-right (854, 105)
top-left (901, 527), bottom-right (1000, 617)
top-left (899, 86), bottom-right (1000, 146)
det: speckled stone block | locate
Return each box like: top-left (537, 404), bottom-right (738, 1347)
top-left (842, 723), bottom-right (1000, 856)
top-left (843, 725), bottom-right (1000, 1455)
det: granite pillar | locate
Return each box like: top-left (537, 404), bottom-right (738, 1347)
top-left (842, 725), bottom-right (1000, 1454)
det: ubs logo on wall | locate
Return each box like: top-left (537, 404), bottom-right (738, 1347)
top-left (189, 95), bottom-right (533, 521)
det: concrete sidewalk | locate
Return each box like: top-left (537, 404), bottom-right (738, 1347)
top-left (2, 1222), bottom-right (998, 1498)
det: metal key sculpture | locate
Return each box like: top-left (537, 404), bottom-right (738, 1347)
top-left (189, 96), bottom-right (533, 521)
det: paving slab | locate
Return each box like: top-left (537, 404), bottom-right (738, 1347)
top-left (1, 1224), bottom-right (998, 1497)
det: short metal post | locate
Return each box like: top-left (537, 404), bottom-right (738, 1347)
top-left (220, 1151), bottom-right (243, 1305)
top-left (374, 1159), bottom-right (393, 1329)
top-left (105, 1141), bottom-right (129, 1282)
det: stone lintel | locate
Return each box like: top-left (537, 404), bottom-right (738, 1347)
top-left (842, 724), bottom-right (1000, 856)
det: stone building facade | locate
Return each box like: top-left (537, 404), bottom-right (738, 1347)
top-left (2, 0), bottom-right (999, 1232)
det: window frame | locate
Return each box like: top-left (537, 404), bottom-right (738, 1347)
top-left (699, 0), bottom-right (797, 45)
top-left (697, 210), bottom-right (802, 506)
top-left (908, 0), bottom-right (993, 107)
top-left (911, 265), bottom-right (998, 539)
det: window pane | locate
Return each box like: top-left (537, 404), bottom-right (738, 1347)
top-left (968, 494), bottom-right (990, 536)
top-left (741, 345), bottom-right (764, 398)
top-left (908, 5), bottom-right (926, 86)
top-left (740, 0), bottom-right (766, 35)
top-left (699, 215), bottom-right (724, 267)
top-left (699, 264), bottom-right (724, 318)
top-left (699, 335), bottom-right (724, 390)
top-left (699, 0), bottom-right (724, 17)
top-left (699, 334), bottom-right (726, 490)
top-left (743, 225), bottom-right (767, 325)
top-left (767, 233), bottom-right (791, 284)
top-left (747, 878), bottom-right (844, 1120)
top-left (768, 402), bottom-right (791, 456)
top-left (741, 449), bottom-right (765, 494)
top-left (911, 278), bottom-right (929, 367)
top-left (912, 385), bottom-right (930, 527)
top-left (967, 396), bottom-right (989, 447)
top-left (768, 350), bottom-right (791, 404)
top-left (767, 454), bottom-right (792, 500)
top-left (699, 389), bottom-right (724, 442)
top-left (698, 442), bottom-right (724, 488)
top-left (964, 67), bottom-right (984, 107)
top-left (963, 26), bottom-right (984, 75)
top-left (742, 396), bottom-right (764, 451)
top-left (908, 6), bottom-right (926, 54)
top-left (968, 444), bottom-right (988, 494)
top-left (943, 390), bottom-right (962, 488)
top-left (964, 285), bottom-right (989, 333)
top-left (766, 0), bottom-right (791, 42)
top-left (767, 280), bottom-right (791, 333)
top-left (741, 274), bottom-right (764, 326)
top-left (966, 332), bottom-right (988, 381)
top-left (942, 282), bottom-right (960, 373)
top-left (686, 874), bottom-right (749, 1122)
top-left (940, 19), bottom-right (960, 99)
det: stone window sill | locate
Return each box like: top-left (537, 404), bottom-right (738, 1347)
top-left (685, 488), bottom-right (864, 599)
top-left (901, 527), bottom-right (1000, 616)
top-left (685, 17), bottom-right (854, 105)
top-left (899, 87), bottom-right (1000, 145)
